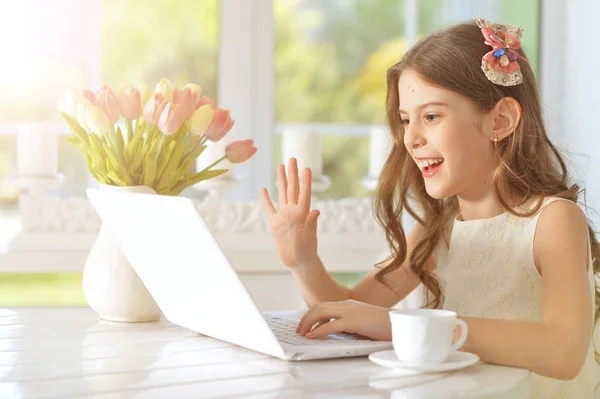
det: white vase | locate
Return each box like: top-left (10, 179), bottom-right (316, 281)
top-left (83, 184), bottom-right (161, 322)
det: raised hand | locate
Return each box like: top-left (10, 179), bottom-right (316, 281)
top-left (261, 158), bottom-right (320, 269)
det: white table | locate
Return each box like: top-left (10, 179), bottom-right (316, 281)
top-left (0, 308), bottom-right (531, 399)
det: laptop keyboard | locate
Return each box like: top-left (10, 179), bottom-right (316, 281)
top-left (265, 315), bottom-right (372, 346)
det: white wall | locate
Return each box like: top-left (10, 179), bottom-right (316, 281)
top-left (564, 0), bottom-right (600, 228)
top-left (541, 0), bottom-right (600, 228)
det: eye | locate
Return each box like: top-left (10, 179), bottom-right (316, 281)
top-left (401, 119), bottom-right (409, 127)
top-left (425, 114), bottom-right (440, 122)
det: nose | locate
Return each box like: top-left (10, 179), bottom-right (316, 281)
top-left (403, 124), bottom-right (425, 150)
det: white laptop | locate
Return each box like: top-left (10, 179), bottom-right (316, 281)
top-left (86, 188), bottom-right (393, 361)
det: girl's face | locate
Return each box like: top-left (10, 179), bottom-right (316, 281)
top-left (398, 69), bottom-right (497, 201)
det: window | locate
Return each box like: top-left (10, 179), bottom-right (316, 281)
top-left (0, 0), bottom-right (100, 245)
top-left (0, 0), bottom-right (98, 123)
top-left (102, 0), bottom-right (219, 97)
top-left (273, 0), bottom-right (408, 200)
top-left (0, 0), bottom-right (219, 208)
top-left (272, 0), bottom-right (540, 200)
top-left (0, 0), bottom-right (219, 305)
top-left (0, 0), bottom-right (543, 304)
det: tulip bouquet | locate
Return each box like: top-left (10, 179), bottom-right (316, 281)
top-left (58, 78), bottom-right (257, 196)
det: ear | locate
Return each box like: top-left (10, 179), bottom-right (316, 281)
top-left (490, 97), bottom-right (521, 143)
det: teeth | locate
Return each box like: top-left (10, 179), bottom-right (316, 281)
top-left (417, 158), bottom-right (444, 168)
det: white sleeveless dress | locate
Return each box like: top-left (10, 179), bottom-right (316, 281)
top-left (432, 197), bottom-right (599, 398)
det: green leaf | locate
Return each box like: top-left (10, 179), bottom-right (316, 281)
top-left (141, 149), bottom-right (158, 187)
top-left (168, 169), bottom-right (229, 196)
top-left (68, 136), bottom-right (91, 153)
top-left (84, 153), bottom-right (102, 182)
top-left (59, 111), bottom-right (89, 144)
top-left (156, 142), bottom-right (185, 192)
top-left (194, 168), bottom-right (229, 180)
top-left (156, 140), bottom-right (176, 179)
top-left (87, 134), bottom-right (109, 177)
top-left (126, 129), bottom-right (144, 160)
top-left (155, 134), bottom-right (174, 172)
top-left (65, 136), bottom-right (80, 146)
top-left (107, 170), bottom-right (127, 186)
top-left (115, 127), bottom-right (126, 161)
top-left (173, 144), bottom-right (206, 184)
top-left (104, 144), bottom-right (133, 186)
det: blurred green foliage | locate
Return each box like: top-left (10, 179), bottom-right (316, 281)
top-left (0, 0), bottom-right (539, 306)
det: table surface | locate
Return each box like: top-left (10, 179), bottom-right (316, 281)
top-left (0, 308), bottom-right (531, 399)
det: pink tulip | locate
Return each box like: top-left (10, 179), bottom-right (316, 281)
top-left (82, 89), bottom-right (96, 105)
top-left (225, 139), bottom-right (257, 164)
top-left (95, 85), bottom-right (120, 124)
top-left (205, 107), bottom-right (234, 142)
top-left (158, 103), bottom-right (183, 135)
top-left (184, 83), bottom-right (201, 97)
top-left (143, 93), bottom-right (167, 125)
top-left (173, 87), bottom-right (199, 120)
top-left (119, 87), bottom-right (141, 120)
top-left (196, 96), bottom-right (214, 109)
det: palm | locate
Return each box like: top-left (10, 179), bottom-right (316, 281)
top-left (270, 206), bottom-right (316, 265)
top-left (261, 158), bottom-right (320, 269)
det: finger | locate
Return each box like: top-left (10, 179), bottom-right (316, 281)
top-left (296, 301), bottom-right (342, 332)
top-left (260, 187), bottom-right (276, 216)
top-left (304, 209), bottom-right (320, 236)
top-left (306, 319), bottom-right (347, 339)
top-left (277, 164), bottom-right (288, 206)
top-left (297, 306), bottom-right (344, 336)
top-left (296, 301), bottom-right (346, 333)
top-left (311, 319), bottom-right (331, 331)
top-left (287, 158), bottom-right (299, 205)
top-left (298, 167), bottom-right (312, 215)
top-left (296, 307), bottom-right (313, 333)
top-left (296, 302), bottom-right (336, 333)
top-left (297, 318), bottom-right (330, 335)
top-left (296, 304), bottom-right (323, 334)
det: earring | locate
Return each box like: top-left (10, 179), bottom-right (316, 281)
top-left (493, 136), bottom-right (498, 151)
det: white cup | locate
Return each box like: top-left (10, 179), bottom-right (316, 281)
top-left (389, 309), bottom-right (468, 365)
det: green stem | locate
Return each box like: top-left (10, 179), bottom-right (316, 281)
top-left (197, 155), bottom-right (227, 175)
top-left (125, 119), bottom-right (133, 144)
top-left (198, 135), bottom-right (208, 147)
top-left (156, 133), bottom-right (166, 155)
top-left (145, 125), bottom-right (156, 146)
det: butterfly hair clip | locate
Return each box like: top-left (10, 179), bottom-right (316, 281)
top-left (476, 19), bottom-right (529, 86)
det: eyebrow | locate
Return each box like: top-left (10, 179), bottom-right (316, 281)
top-left (398, 102), bottom-right (449, 114)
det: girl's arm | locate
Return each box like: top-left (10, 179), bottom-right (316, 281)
top-left (455, 200), bottom-right (593, 380)
top-left (349, 221), bottom-right (429, 306)
top-left (292, 222), bottom-right (428, 308)
top-left (297, 201), bottom-right (593, 380)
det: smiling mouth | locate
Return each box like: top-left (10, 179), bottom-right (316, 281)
top-left (416, 158), bottom-right (444, 177)
top-left (416, 158), bottom-right (444, 171)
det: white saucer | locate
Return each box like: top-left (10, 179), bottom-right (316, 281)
top-left (369, 350), bottom-right (480, 373)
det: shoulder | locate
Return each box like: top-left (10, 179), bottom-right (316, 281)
top-left (535, 198), bottom-right (588, 237)
top-left (533, 198), bottom-right (589, 272)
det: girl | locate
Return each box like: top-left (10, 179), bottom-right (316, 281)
top-left (261, 19), bottom-right (599, 398)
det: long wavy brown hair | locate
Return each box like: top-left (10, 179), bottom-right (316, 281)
top-left (374, 20), bottom-right (600, 362)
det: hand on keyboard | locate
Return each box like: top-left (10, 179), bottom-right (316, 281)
top-left (295, 299), bottom-right (392, 341)
top-left (266, 314), bottom-right (372, 346)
